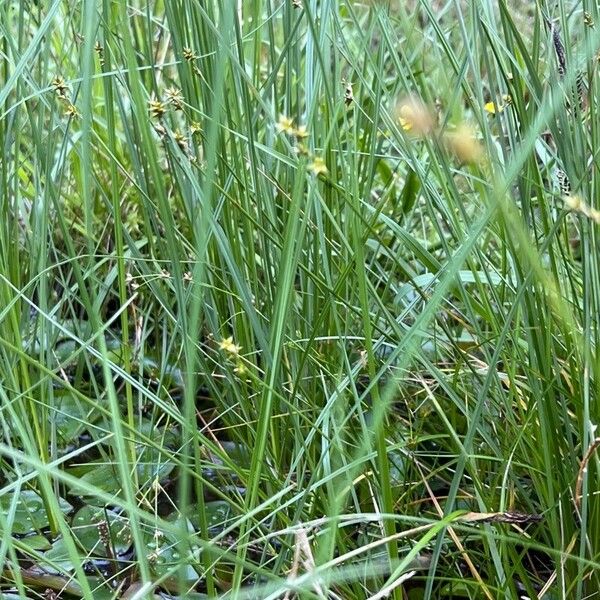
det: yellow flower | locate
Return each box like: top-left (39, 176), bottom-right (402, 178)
top-left (398, 116), bottom-right (412, 131)
top-left (219, 336), bottom-right (241, 355)
top-left (309, 156), bottom-right (328, 176)
top-left (484, 101), bottom-right (504, 114)
top-left (484, 95), bottom-right (511, 114)
top-left (276, 114), bottom-right (295, 134)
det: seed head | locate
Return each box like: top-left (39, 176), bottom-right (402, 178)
top-left (65, 103), bottom-right (80, 118)
top-left (219, 336), bottom-right (242, 356)
top-left (51, 76), bottom-right (69, 98)
top-left (174, 130), bottom-right (188, 151)
top-left (344, 81), bottom-right (354, 106)
top-left (309, 156), bottom-right (328, 176)
top-left (276, 114), bottom-right (295, 134)
top-left (149, 99), bottom-right (167, 119)
top-left (557, 169), bottom-right (571, 196)
top-left (183, 48), bottom-right (197, 61)
top-left (94, 41), bottom-right (105, 66)
top-left (295, 124), bottom-right (309, 139)
top-left (395, 95), bottom-right (434, 136)
top-left (445, 124), bottom-right (483, 164)
top-left (550, 23), bottom-right (567, 78)
top-left (165, 87), bottom-right (184, 109)
top-left (564, 194), bottom-right (582, 211)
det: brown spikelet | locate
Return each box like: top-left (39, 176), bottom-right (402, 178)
top-left (557, 169), bottom-right (571, 195)
top-left (545, 16), bottom-right (588, 111)
top-left (459, 511), bottom-right (543, 525)
top-left (576, 438), bottom-right (600, 512)
top-left (344, 81), bottom-right (354, 106)
top-left (575, 70), bottom-right (587, 110)
top-left (551, 23), bottom-right (567, 78)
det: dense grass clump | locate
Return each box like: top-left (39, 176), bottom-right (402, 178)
top-left (1, 0), bottom-right (600, 598)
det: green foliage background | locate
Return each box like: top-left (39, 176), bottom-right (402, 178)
top-left (0, 0), bottom-right (599, 598)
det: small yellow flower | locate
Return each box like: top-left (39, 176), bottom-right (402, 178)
top-left (190, 121), bottom-right (202, 134)
top-left (276, 114), bottom-right (295, 134)
top-left (219, 336), bottom-right (241, 355)
top-left (398, 116), bottom-right (412, 131)
top-left (484, 101), bottom-right (504, 114)
top-left (309, 156), bottom-right (328, 176)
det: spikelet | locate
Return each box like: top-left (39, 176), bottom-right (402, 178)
top-left (547, 17), bottom-right (587, 110)
top-left (575, 71), bottom-right (587, 110)
top-left (551, 23), bottom-right (567, 78)
top-left (557, 169), bottom-right (572, 196)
